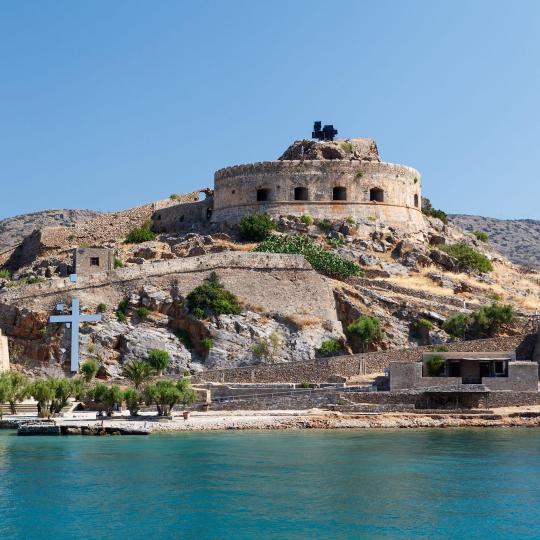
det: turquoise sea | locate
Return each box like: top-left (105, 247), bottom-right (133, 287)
top-left (0, 428), bottom-right (539, 539)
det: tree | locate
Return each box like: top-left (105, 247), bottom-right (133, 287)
top-left (29, 379), bottom-right (56, 419)
top-left (3, 372), bottom-right (29, 415)
top-left (0, 377), bottom-right (9, 419)
top-left (124, 388), bottom-right (141, 416)
top-left (347, 316), bottom-right (383, 350)
top-left (143, 379), bottom-right (197, 416)
top-left (91, 383), bottom-right (122, 416)
top-left (146, 349), bottom-right (171, 377)
top-left (122, 360), bottom-right (154, 389)
top-left (81, 359), bottom-right (99, 383)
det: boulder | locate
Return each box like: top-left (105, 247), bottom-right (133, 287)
top-left (429, 249), bottom-right (458, 271)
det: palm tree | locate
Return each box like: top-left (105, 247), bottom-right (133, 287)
top-left (122, 360), bottom-right (154, 389)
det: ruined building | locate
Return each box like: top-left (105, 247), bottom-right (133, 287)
top-left (152, 135), bottom-right (424, 233)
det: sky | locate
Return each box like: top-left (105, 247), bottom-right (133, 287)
top-left (0, 0), bottom-right (539, 221)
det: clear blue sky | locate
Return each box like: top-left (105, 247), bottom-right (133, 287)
top-left (1, 0), bottom-right (539, 220)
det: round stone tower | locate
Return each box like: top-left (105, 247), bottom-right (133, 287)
top-left (212, 137), bottom-right (424, 231)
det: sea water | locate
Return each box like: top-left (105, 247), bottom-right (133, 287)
top-left (0, 428), bottom-right (539, 539)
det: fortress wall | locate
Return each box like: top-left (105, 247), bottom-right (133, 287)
top-left (152, 199), bottom-right (213, 233)
top-left (0, 252), bottom-right (341, 330)
top-left (212, 160), bottom-right (423, 228)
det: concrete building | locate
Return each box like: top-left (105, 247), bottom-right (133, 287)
top-left (390, 351), bottom-right (538, 392)
top-left (73, 247), bottom-right (114, 275)
top-left (0, 329), bottom-right (9, 373)
top-left (151, 135), bottom-right (425, 233)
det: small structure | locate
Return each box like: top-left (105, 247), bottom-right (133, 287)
top-left (312, 121), bottom-right (338, 141)
top-left (73, 247), bottom-right (114, 275)
top-left (390, 351), bottom-right (538, 393)
top-left (0, 329), bottom-right (9, 372)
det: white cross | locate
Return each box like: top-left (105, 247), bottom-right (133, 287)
top-left (49, 298), bottom-right (102, 372)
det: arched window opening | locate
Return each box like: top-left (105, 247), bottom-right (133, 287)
top-left (206, 208), bottom-right (212, 220)
top-left (369, 188), bottom-right (384, 203)
top-left (294, 187), bottom-right (309, 201)
top-left (257, 189), bottom-right (271, 202)
top-left (179, 215), bottom-right (184, 222)
top-left (333, 187), bottom-right (347, 201)
top-left (414, 194), bottom-right (419, 208)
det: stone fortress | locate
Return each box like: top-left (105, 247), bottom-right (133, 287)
top-left (152, 125), bottom-right (425, 233)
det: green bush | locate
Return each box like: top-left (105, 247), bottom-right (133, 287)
top-left (90, 383), bottom-right (122, 416)
top-left (426, 355), bottom-right (445, 376)
top-left (298, 382), bottom-right (311, 389)
top-left (201, 336), bottom-right (214, 351)
top-left (421, 197), bottom-right (448, 224)
top-left (238, 213), bottom-right (276, 241)
top-left (186, 272), bottom-right (241, 318)
top-left (0, 372), bottom-right (29, 415)
top-left (341, 142), bottom-right (354, 154)
top-left (80, 359), bottom-right (99, 383)
top-left (116, 299), bottom-right (129, 322)
top-left (345, 216), bottom-right (355, 225)
top-left (473, 230), bottom-right (489, 242)
top-left (124, 388), bottom-right (141, 416)
top-left (126, 226), bottom-right (156, 244)
top-left (317, 218), bottom-right (332, 231)
top-left (317, 339), bottom-right (342, 357)
top-left (440, 243), bottom-right (493, 273)
top-left (96, 303), bottom-right (107, 313)
top-left (443, 313), bottom-right (469, 338)
top-left (137, 307), bottom-right (151, 320)
top-left (0, 268), bottom-right (11, 280)
top-left (328, 237), bottom-right (344, 249)
top-left (252, 339), bottom-right (271, 359)
top-left (432, 345), bottom-right (449, 352)
top-left (300, 215), bottom-right (314, 226)
top-left (443, 303), bottom-right (515, 340)
top-left (347, 316), bottom-right (383, 348)
top-left (254, 234), bottom-right (361, 280)
top-left (410, 318), bottom-right (433, 338)
top-left (147, 349), bottom-right (170, 376)
top-left (114, 257), bottom-right (124, 269)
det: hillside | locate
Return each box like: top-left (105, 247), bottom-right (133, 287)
top-left (449, 215), bottom-right (540, 269)
top-left (0, 209), bottom-right (103, 253)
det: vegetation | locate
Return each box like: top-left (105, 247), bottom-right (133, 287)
top-left (116, 299), bottom-right (129, 322)
top-left (137, 306), bottom-right (151, 320)
top-left (143, 379), bottom-right (197, 416)
top-left (114, 257), bottom-right (124, 269)
top-left (421, 197), bottom-right (448, 224)
top-left (90, 383), bottom-right (123, 416)
top-left (426, 355), bottom-right (445, 377)
top-left (432, 345), bottom-right (449, 352)
top-left (345, 216), bottom-right (355, 225)
top-left (201, 336), bottom-right (214, 351)
top-left (317, 218), bottom-right (332, 231)
top-left (341, 142), bottom-right (354, 154)
top-left (124, 388), bottom-right (142, 416)
top-left (122, 360), bottom-right (155, 389)
top-left (238, 213), bottom-right (276, 241)
top-left (147, 349), bottom-right (170, 376)
top-left (473, 230), bottom-right (489, 242)
top-left (125, 225), bottom-right (156, 244)
top-left (300, 214), bottom-right (314, 225)
top-left (440, 243), bottom-right (493, 273)
top-left (169, 193), bottom-right (180, 200)
top-left (0, 372), bottom-right (29, 414)
top-left (317, 339), bottom-right (342, 357)
top-left (174, 328), bottom-right (192, 349)
top-left (80, 359), bottom-right (99, 383)
top-left (328, 237), bottom-right (344, 249)
top-left (443, 303), bottom-right (515, 340)
top-left (0, 268), bottom-right (11, 280)
top-left (347, 316), bottom-right (383, 350)
top-left (254, 234), bottom-right (361, 280)
top-left (252, 339), bottom-right (271, 359)
top-left (298, 382), bottom-right (311, 389)
top-left (96, 303), bottom-right (108, 313)
top-left (186, 272), bottom-right (241, 319)
top-left (410, 318), bottom-right (434, 339)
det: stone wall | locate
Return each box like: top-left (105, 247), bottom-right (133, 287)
top-left (212, 160), bottom-right (424, 230)
top-left (0, 330), bottom-right (9, 372)
top-left (192, 334), bottom-right (537, 384)
top-left (152, 198), bottom-right (213, 233)
top-left (0, 252), bottom-right (341, 331)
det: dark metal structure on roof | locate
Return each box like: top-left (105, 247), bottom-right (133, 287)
top-left (312, 121), bottom-right (338, 141)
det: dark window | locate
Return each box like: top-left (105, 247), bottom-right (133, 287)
top-left (294, 187), bottom-right (308, 201)
top-left (369, 188), bottom-right (384, 202)
top-left (90, 257), bottom-right (100, 266)
top-left (414, 194), bottom-right (419, 207)
top-left (206, 208), bottom-right (212, 220)
top-left (231, 189), bottom-right (236, 194)
top-left (179, 216), bottom-right (184, 222)
top-left (333, 187), bottom-right (347, 201)
top-left (156, 214), bottom-right (162, 221)
top-left (257, 189), bottom-right (271, 202)
top-left (494, 361), bottom-right (506, 375)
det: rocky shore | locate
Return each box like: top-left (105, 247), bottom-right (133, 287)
top-left (4, 408), bottom-right (540, 435)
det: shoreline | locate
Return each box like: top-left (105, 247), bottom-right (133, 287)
top-left (3, 407), bottom-right (540, 434)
